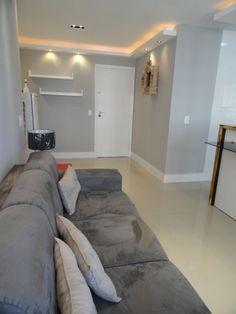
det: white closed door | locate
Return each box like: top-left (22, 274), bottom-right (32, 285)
top-left (95, 65), bottom-right (135, 157)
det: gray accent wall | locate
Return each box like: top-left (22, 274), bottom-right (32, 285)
top-left (0, 0), bottom-right (24, 181)
top-left (132, 25), bottom-right (222, 177)
top-left (165, 25), bottom-right (222, 175)
top-left (132, 38), bottom-right (177, 172)
top-left (20, 50), bottom-right (136, 153)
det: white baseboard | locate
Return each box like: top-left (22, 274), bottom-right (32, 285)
top-left (131, 152), bottom-right (210, 183)
top-left (131, 153), bottom-right (165, 182)
top-left (164, 173), bottom-right (211, 183)
top-left (52, 152), bottom-right (96, 159)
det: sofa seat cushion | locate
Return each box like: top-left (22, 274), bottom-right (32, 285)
top-left (76, 169), bottom-right (122, 192)
top-left (0, 205), bottom-right (57, 314)
top-left (94, 261), bottom-right (211, 314)
top-left (66, 191), bottom-right (139, 221)
top-left (2, 169), bottom-right (63, 234)
top-left (73, 215), bottom-right (168, 267)
top-left (57, 216), bottom-right (121, 303)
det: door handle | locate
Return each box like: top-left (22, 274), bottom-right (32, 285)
top-left (98, 111), bottom-right (104, 117)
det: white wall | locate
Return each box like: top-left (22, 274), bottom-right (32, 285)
top-left (204, 30), bottom-right (236, 177)
top-left (0, 0), bottom-right (24, 181)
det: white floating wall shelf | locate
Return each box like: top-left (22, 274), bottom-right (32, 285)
top-left (39, 88), bottom-right (83, 97)
top-left (28, 70), bottom-right (74, 80)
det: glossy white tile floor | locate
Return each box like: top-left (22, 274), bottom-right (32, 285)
top-left (59, 157), bottom-right (236, 314)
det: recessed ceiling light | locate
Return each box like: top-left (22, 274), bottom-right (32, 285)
top-left (70, 24), bottom-right (85, 30)
top-left (144, 48), bottom-right (148, 52)
top-left (157, 40), bottom-right (162, 44)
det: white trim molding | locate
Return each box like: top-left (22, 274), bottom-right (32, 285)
top-left (131, 152), bottom-right (210, 183)
top-left (19, 27), bottom-right (177, 58)
top-left (52, 152), bottom-right (96, 159)
top-left (131, 28), bottom-right (177, 58)
top-left (131, 153), bottom-right (165, 182)
top-left (164, 173), bottom-right (210, 183)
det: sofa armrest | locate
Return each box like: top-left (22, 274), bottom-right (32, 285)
top-left (76, 169), bottom-right (122, 192)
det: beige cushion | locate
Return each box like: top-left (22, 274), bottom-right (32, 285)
top-left (54, 237), bottom-right (97, 314)
top-left (58, 166), bottom-right (81, 215)
top-left (56, 215), bottom-right (121, 303)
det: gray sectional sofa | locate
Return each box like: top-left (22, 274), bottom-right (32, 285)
top-left (0, 152), bottom-right (211, 314)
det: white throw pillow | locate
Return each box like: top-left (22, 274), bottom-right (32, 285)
top-left (54, 237), bottom-right (97, 314)
top-left (56, 215), bottom-right (121, 303)
top-left (58, 166), bottom-right (81, 215)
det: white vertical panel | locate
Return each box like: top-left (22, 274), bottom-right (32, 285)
top-left (31, 94), bottom-right (39, 129)
top-left (215, 150), bottom-right (236, 220)
top-left (23, 92), bottom-right (39, 131)
top-left (205, 30), bottom-right (236, 176)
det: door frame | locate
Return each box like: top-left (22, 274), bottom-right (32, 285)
top-left (94, 64), bottom-right (135, 157)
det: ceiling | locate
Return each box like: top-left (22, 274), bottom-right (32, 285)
top-left (214, 3), bottom-right (236, 24)
top-left (17, 0), bottom-right (236, 56)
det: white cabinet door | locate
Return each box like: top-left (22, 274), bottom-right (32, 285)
top-left (215, 150), bottom-right (236, 220)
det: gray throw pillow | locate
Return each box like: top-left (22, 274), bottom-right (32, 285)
top-left (58, 166), bottom-right (81, 215)
top-left (54, 237), bottom-right (97, 314)
top-left (56, 215), bottom-right (121, 303)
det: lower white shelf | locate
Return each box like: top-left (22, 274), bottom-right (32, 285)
top-left (39, 88), bottom-right (83, 97)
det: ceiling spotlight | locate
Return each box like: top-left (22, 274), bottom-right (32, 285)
top-left (144, 48), bottom-right (148, 52)
top-left (70, 24), bottom-right (85, 30)
top-left (157, 40), bottom-right (162, 44)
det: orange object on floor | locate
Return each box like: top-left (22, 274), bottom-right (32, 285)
top-left (56, 163), bottom-right (72, 171)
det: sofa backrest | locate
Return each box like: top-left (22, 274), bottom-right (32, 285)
top-left (0, 165), bottom-right (24, 209)
top-left (0, 152), bottom-right (61, 313)
top-left (0, 205), bottom-right (57, 314)
top-left (24, 151), bottom-right (59, 182)
top-left (2, 169), bottom-right (63, 234)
